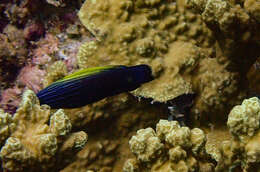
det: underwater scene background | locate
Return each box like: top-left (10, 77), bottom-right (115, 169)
top-left (0, 0), bottom-right (260, 171)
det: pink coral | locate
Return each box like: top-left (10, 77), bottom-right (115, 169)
top-left (0, 86), bottom-right (23, 114)
top-left (17, 65), bottom-right (46, 93)
top-left (24, 22), bottom-right (45, 41)
top-left (32, 34), bottom-right (59, 65)
top-left (57, 41), bottom-right (82, 71)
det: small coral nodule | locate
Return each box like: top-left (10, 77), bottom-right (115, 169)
top-left (125, 119), bottom-right (212, 172)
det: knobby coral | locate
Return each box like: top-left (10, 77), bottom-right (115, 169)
top-left (124, 97), bottom-right (260, 172)
top-left (124, 120), bottom-right (213, 171)
top-left (216, 97), bottom-right (260, 171)
top-left (76, 0), bottom-right (245, 124)
top-left (187, 0), bottom-right (260, 72)
top-left (124, 97), bottom-right (260, 171)
top-left (0, 90), bottom-right (88, 172)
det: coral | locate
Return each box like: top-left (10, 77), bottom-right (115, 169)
top-left (187, 0), bottom-right (250, 35)
top-left (247, 57), bottom-right (260, 94)
top-left (123, 158), bottom-right (139, 172)
top-left (0, 86), bottom-right (23, 114)
top-left (0, 25), bottom-right (28, 87)
top-left (187, 0), bottom-right (260, 72)
top-left (191, 57), bottom-right (243, 122)
top-left (227, 97), bottom-right (260, 141)
top-left (129, 128), bottom-right (164, 163)
top-left (1, 0), bottom-right (259, 171)
top-left (43, 61), bottom-right (68, 87)
top-left (56, 38), bottom-right (83, 71)
top-left (17, 65), bottom-right (46, 93)
top-left (46, 0), bottom-right (66, 7)
top-left (50, 109), bottom-right (72, 136)
top-left (3, 0), bottom-right (34, 25)
top-left (76, 0), bottom-right (245, 124)
top-left (63, 139), bottom-right (120, 172)
top-left (216, 97), bottom-right (260, 171)
top-left (77, 0), bottom-right (215, 102)
top-left (32, 34), bottom-right (59, 66)
top-left (62, 94), bottom-right (165, 171)
top-left (124, 120), bottom-right (213, 171)
top-left (0, 109), bottom-right (15, 145)
top-left (125, 98), bottom-right (260, 171)
top-left (31, 33), bottom-right (83, 72)
top-left (244, 0), bottom-right (260, 22)
top-left (23, 22), bottom-right (45, 41)
top-left (0, 90), bottom-right (88, 171)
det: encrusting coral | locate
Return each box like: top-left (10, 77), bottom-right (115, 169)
top-left (124, 97), bottom-right (260, 171)
top-left (124, 120), bottom-right (213, 172)
top-left (61, 93), bottom-right (167, 172)
top-left (43, 60), bottom-right (68, 87)
top-left (216, 97), bottom-right (260, 171)
top-left (76, 0), bottom-right (245, 124)
top-left (0, 90), bottom-right (88, 172)
top-left (0, 25), bottom-right (28, 87)
top-left (186, 0), bottom-right (250, 36)
top-left (187, 0), bottom-right (260, 73)
top-left (0, 109), bottom-right (15, 146)
top-left (77, 0), bottom-right (214, 102)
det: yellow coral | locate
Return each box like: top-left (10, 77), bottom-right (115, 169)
top-left (0, 109), bottom-right (15, 144)
top-left (227, 97), bottom-right (260, 141)
top-left (129, 127), bottom-right (164, 162)
top-left (187, 0), bottom-right (250, 34)
top-left (43, 61), bottom-right (68, 87)
top-left (0, 90), bottom-right (88, 171)
top-left (77, 0), bottom-right (214, 104)
top-left (217, 97), bottom-right (260, 171)
top-left (50, 109), bottom-right (72, 136)
top-left (123, 158), bottom-right (140, 172)
top-left (244, 0), bottom-right (260, 22)
top-left (125, 120), bottom-right (213, 171)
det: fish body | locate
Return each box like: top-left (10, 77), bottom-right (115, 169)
top-left (37, 65), bottom-right (153, 108)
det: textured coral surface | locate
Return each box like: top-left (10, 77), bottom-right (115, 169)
top-left (0, 0), bottom-right (259, 171)
top-left (0, 90), bottom-right (87, 171)
top-left (125, 97), bottom-right (260, 171)
top-left (124, 120), bottom-right (213, 171)
top-left (77, 0), bottom-right (249, 125)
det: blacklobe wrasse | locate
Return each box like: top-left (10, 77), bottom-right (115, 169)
top-left (37, 65), bottom-right (153, 108)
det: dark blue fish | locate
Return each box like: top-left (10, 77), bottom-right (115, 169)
top-left (37, 65), bottom-right (153, 108)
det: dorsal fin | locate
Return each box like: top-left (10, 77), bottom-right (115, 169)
top-left (56, 65), bottom-right (125, 83)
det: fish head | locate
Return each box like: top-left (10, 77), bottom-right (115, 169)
top-left (126, 64), bottom-right (154, 85)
